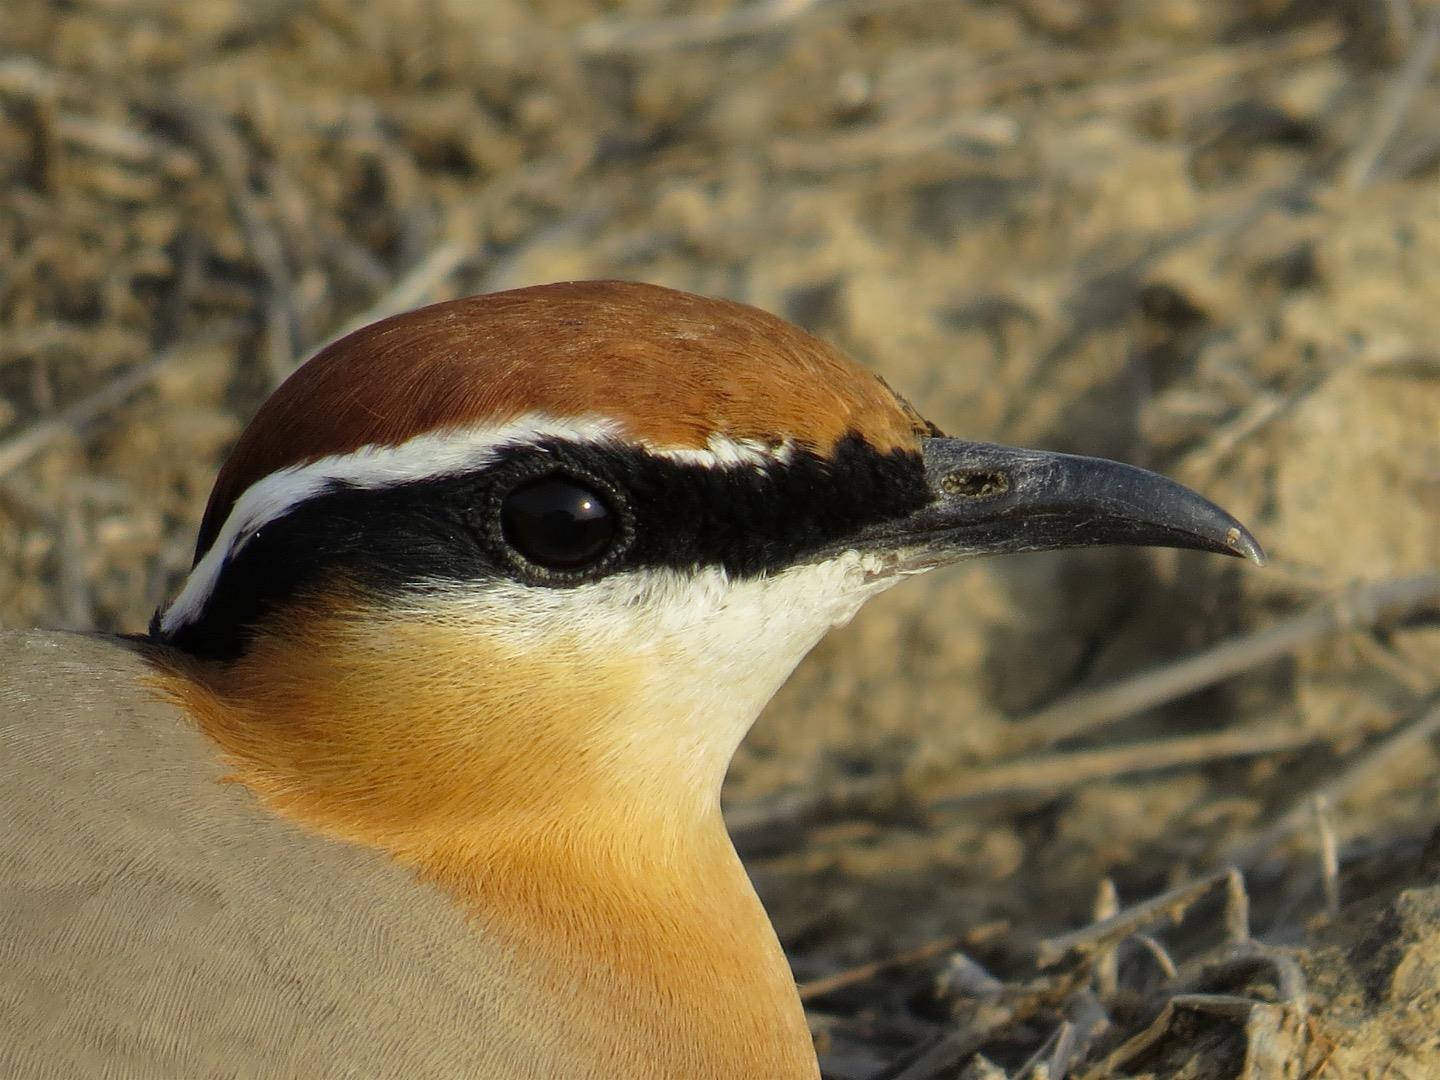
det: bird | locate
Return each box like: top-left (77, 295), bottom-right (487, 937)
top-left (0, 280), bottom-right (1262, 1079)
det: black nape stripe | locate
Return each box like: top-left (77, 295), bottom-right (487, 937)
top-left (160, 435), bottom-right (931, 661)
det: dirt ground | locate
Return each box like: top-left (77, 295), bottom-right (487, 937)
top-left (3, 1), bottom-right (1440, 1076)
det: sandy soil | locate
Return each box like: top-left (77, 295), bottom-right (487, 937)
top-left (3, 2), bottom-right (1439, 1076)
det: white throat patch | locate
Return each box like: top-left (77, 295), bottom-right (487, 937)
top-left (399, 553), bottom-right (903, 798)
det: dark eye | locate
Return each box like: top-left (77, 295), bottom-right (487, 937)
top-left (500, 476), bottom-right (617, 570)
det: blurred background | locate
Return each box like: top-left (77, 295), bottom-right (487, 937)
top-left (3, 1), bottom-right (1439, 1076)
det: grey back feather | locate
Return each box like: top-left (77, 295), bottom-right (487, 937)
top-left (0, 630), bottom-right (561, 1079)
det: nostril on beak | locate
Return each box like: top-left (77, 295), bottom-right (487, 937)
top-left (940, 470), bottom-right (1010, 499)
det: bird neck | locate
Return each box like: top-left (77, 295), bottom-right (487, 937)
top-left (432, 821), bottom-right (818, 1077)
top-left (146, 605), bottom-right (819, 1078)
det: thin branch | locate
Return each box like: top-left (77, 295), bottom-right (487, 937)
top-left (1340, 9), bottom-right (1440, 191)
top-left (0, 322), bottom-right (246, 480)
top-left (883, 1023), bottom-right (1002, 1080)
top-left (1051, 24), bottom-right (1341, 120)
top-left (731, 575), bottom-right (1439, 849)
top-left (1314, 796), bottom-right (1341, 919)
top-left (167, 103), bottom-right (299, 385)
top-left (303, 242), bottom-right (471, 364)
top-left (1013, 1020), bottom-right (1070, 1080)
top-left (797, 935), bottom-right (965, 1001)
top-left (1223, 698), bottom-right (1440, 870)
top-left (1130, 934), bottom-right (1179, 980)
top-left (1178, 388), bottom-right (1294, 478)
top-left (1008, 574), bottom-right (1440, 753)
top-left (1075, 994), bottom-right (1259, 1080)
top-left (574, 0), bottom-right (926, 56)
top-left (1094, 878), bottom-right (1120, 999)
top-left (1037, 867), bottom-right (1235, 968)
top-left (769, 26), bottom-right (1337, 174)
top-left (928, 723), bottom-right (1321, 808)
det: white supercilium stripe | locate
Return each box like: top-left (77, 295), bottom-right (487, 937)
top-left (159, 415), bottom-right (795, 637)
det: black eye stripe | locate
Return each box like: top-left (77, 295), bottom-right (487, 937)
top-left (159, 435), bottom-right (929, 659)
top-left (481, 436), bottom-right (928, 580)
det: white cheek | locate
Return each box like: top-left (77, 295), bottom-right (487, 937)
top-left (647, 559), bottom-right (899, 772)
top-left (654, 555), bottom-right (892, 706)
top-left (416, 554), bottom-right (902, 781)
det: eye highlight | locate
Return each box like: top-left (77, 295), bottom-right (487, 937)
top-left (500, 476), bottom-right (618, 571)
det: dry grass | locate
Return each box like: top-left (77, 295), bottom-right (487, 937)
top-left (4, 1), bottom-right (1440, 1075)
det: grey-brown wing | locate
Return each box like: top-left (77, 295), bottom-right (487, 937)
top-left (0, 630), bottom-right (552, 1079)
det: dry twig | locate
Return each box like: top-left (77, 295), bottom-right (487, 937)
top-left (1223, 698), bottom-right (1440, 870)
top-left (797, 935), bottom-right (965, 1001)
top-left (1009, 574), bottom-right (1440, 753)
top-left (1037, 867), bottom-right (1238, 968)
top-left (1313, 796), bottom-right (1341, 918)
top-left (0, 322), bottom-right (247, 481)
top-left (1050, 25), bottom-right (1340, 121)
top-left (167, 104), bottom-right (299, 385)
top-left (732, 575), bottom-right (1438, 851)
top-left (575, 0), bottom-right (922, 56)
top-left (1340, 9), bottom-right (1440, 191)
top-left (1075, 994), bottom-right (1256, 1080)
top-left (303, 242), bottom-right (471, 364)
top-left (929, 724), bottom-right (1322, 808)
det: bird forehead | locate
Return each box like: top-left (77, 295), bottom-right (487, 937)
top-left (196, 281), bottom-right (932, 558)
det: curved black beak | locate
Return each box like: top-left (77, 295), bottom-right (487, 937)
top-left (862, 438), bottom-right (1264, 570)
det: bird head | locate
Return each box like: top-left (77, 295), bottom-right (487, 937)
top-left (151, 280), bottom-right (1261, 847)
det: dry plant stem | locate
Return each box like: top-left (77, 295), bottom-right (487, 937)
top-left (1223, 698), bottom-right (1440, 870)
top-left (732, 579), bottom-right (1437, 848)
top-left (1094, 879), bottom-right (1120, 999)
top-left (1086, 947), bottom-right (1308, 1080)
top-left (303, 242), bottom-right (471, 366)
top-left (1225, 867), bottom-right (1251, 943)
top-left (1049, 25), bottom-right (1341, 121)
top-left (1036, 868), bottom-right (1236, 968)
top-left (1059, 994), bottom-right (1109, 1077)
top-left (1075, 994), bottom-right (1263, 1080)
top-left (53, 113), bottom-right (196, 174)
top-left (1179, 388), bottom-right (1294, 479)
top-left (1009, 574), bottom-right (1440, 753)
top-left (1046, 1021), bottom-right (1078, 1079)
top-left (1160, 945), bottom-right (1306, 1009)
top-left (1314, 797), bottom-right (1341, 918)
top-left (577, 0), bottom-right (821, 54)
top-left (931, 723), bottom-right (1321, 808)
top-left (1262, 825), bottom-right (1409, 937)
top-left (1351, 632), bottom-right (1435, 696)
top-left (1014, 1020), bottom-right (1070, 1080)
top-left (1130, 934), bottom-right (1179, 980)
top-left (0, 322), bottom-right (247, 480)
top-left (881, 972), bottom-right (1084, 1080)
top-left (940, 953), bottom-right (1007, 999)
top-left (725, 783), bottom-right (884, 847)
top-left (883, 1022), bottom-right (1004, 1080)
top-left (769, 26), bottom-right (1337, 174)
top-left (0, 60), bottom-right (181, 179)
top-left (797, 935), bottom-right (965, 1001)
top-left (168, 104), bottom-right (299, 386)
top-left (1340, 9), bottom-right (1440, 192)
top-left (575, 0), bottom-right (925, 55)
top-left (733, 721), bottom-right (1318, 848)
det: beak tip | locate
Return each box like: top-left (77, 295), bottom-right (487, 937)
top-left (1224, 524), bottom-right (1267, 566)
